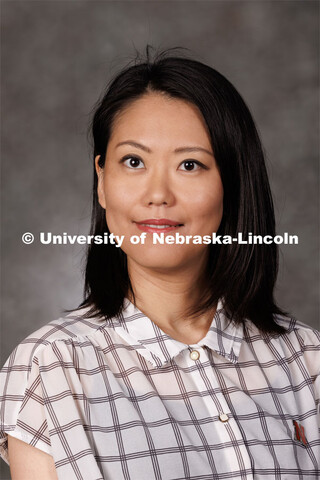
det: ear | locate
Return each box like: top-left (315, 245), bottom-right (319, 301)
top-left (95, 155), bottom-right (106, 209)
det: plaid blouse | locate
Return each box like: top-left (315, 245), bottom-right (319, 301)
top-left (0, 299), bottom-right (319, 479)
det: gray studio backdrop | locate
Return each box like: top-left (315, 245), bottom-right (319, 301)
top-left (2, 1), bottom-right (319, 356)
top-left (1, 0), bottom-right (319, 472)
top-left (2, 0), bottom-right (319, 357)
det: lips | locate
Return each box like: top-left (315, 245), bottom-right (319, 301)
top-left (134, 218), bottom-right (183, 233)
top-left (136, 219), bottom-right (182, 226)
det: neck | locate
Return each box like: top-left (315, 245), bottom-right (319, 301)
top-left (126, 257), bottom-right (216, 344)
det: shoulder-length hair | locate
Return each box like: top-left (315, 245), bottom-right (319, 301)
top-left (79, 46), bottom-right (286, 334)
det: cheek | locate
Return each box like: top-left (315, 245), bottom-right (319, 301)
top-left (104, 172), bottom-right (139, 207)
top-left (104, 176), bottom-right (123, 210)
top-left (103, 181), bottom-right (135, 232)
top-left (188, 182), bottom-right (224, 225)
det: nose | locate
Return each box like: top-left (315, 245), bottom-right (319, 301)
top-left (142, 168), bottom-right (175, 207)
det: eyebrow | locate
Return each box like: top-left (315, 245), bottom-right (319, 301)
top-left (115, 141), bottom-right (214, 157)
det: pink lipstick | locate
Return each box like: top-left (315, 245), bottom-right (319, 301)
top-left (134, 218), bottom-right (183, 233)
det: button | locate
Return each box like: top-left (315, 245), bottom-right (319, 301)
top-left (219, 412), bottom-right (229, 423)
top-left (190, 350), bottom-right (200, 361)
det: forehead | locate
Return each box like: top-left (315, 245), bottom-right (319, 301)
top-left (109, 92), bottom-right (212, 148)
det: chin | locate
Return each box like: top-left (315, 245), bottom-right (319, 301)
top-left (126, 245), bottom-right (207, 272)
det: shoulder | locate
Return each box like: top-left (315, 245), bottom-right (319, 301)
top-left (275, 316), bottom-right (320, 370)
top-left (241, 314), bottom-right (320, 402)
top-left (245, 313), bottom-right (320, 346)
top-left (2, 307), bottom-right (106, 370)
top-left (243, 313), bottom-right (320, 361)
top-left (0, 308), bottom-right (106, 464)
top-left (245, 314), bottom-right (320, 379)
top-left (273, 314), bottom-right (320, 347)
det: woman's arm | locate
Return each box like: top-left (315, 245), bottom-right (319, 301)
top-left (8, 435), bottom-right (58, 480)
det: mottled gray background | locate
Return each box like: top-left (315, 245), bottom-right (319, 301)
top-left (0, 1), bottom-right (319, 475)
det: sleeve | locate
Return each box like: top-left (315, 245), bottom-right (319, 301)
top-left (0, 341), bottom-right (52, 465)
top-left (0, 337), bottom-right (104, 479)
top-left (296, 325), bottom-right (320, 409)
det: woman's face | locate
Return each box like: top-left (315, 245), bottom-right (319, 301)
top-left (95, 92), bottom-right (224, 273)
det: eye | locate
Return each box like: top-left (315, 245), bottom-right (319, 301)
top-left (179, 160), bottom-right (205, 172)
top-left (120, 155), bottom-right (144, 170)
top-left (121, 155), bottom-right (145, 169)
top-left (122, 156), bottom-right (144, 169)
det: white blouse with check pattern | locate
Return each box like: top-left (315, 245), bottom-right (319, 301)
top-left (0, 299), bottom-right (319, 479)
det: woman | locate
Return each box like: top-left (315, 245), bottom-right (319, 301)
top-left (1, 47), bottom-right (319, 479)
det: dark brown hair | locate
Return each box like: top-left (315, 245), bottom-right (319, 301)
top-left (79, 46), bottom-right (286, 334)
